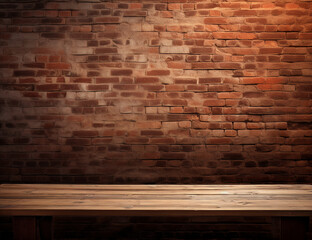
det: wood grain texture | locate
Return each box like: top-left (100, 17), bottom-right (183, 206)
top-left (0, 184), bottom-right (312, 217)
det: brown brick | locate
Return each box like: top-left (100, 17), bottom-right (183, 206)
top-left (98, 32), bottom-right (121, 39)
top-left (213, 32), bottom-right (236, 39)
top-left (73, 131), bottom-right (98, 137)
top-left (70, 33), bottom-right (93, 40)
top-left (14, 70), bottom-right (35, 77)
top-left (150, 138), bottom-right (175, 144)
top-left (259, 32), bottom-right (285, 39)
top-left (46, 63), bottom-right (71, 69)
top-left (147, 70), bottom-right (170, 76)
top-left (95, 48), bottom-right (118, 54)
top-left (190, 47), bottom-right (213, 54)
top-left (23, 63), bottom-right (45, 68)
top-left (87, 85), bottom-right (109, 91)
top-left (41, 33), bottom-right (65, 39)
top-left (204, 17), bottom-right (227, 24)
top-left (65, 138), bottom-right (91, 145)
top-left (204, 100), bottom-right (225, 106)
top-left (96, 77), bottom-right (119, 84)
top-left (94, 17), bottom-right (120, 23)
top-left (206, 138), bottom-right (232, 144)
top-left (111, 69), bottom-right (133, 76)
top-left (47, 92), bottom-right (66, 98)
top-left (124, 11), bottom-right (147, 16)
top-left (192, 62), bottom-right (215, 69)
top-left (259, 48), bottom-right (283, 54)
top-left (218, 92), bottom-right (242, 99)
top-left (141, 130), bottom-right (164, 136)
top-left (36, 84), bottom-right (59, 91)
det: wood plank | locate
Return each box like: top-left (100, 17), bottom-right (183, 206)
top-left (0, 184), bottom-right (312, 217)
top-left (2, 184), bottom-right (312, 191)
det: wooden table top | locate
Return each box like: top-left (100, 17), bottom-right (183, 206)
top-left (0, 184), bottom-right (312, 217)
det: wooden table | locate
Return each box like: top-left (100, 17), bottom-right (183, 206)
top-left (0, 184), bottom-right (311, 240)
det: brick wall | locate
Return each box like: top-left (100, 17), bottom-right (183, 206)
top-left (0, 0), bottom-right (311, 239)
top-left (1, 0), bottom-right (311, 184)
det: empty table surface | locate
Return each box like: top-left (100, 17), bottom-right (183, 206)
top-left (0, 184), bottom-right (312, 217)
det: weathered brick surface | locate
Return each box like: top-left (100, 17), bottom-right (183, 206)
top-left (0, 0), bottom-right (312, 239)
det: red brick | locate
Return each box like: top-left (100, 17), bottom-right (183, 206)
top-left (95, 48), bottom-right (117, 54)
top-left (218, 63), bottom-right (241, 69)
top-left (281, 55), bottom-right (305, 62)
top-left (65, 138), bottom-right (91, 146)
top-left (259, 32), bottom-right (285, 39)
top-left (73, 131), bottom-right (98, 137)
top-left (192, 62), bottom-right (215, 69)
top-left (96, 77), bottom-right (119, 83)
top-left (98, 32), bottom-right (121, 39)
top-left (199, 78), bottom-right (221, 84)
top-left (147, 70), bottom-right (170, 76)
top-left (141, 130), bottom-right (164, 136)
top-left (23, 63), bottom-right (45, 68)
top-left (125, 137), bottom-right (149, 144)
top-left (23, 92), bottom-right (41, 98)
top-left (47, 92), bottom-right (66, 98)
top-left (197, 3), bottom-right (218, 9)
top-left (60, 84), bottom-right (80, 91)
top-left (299, 33), bottom-right (312, 39)
top-left (160, 11), bottom-right (173, 18)
top-left (155, 4), bottom-right (166, 11)
top-left (167, 62), bottom-right (190, 69)
top-left (111, 69), bottom-right (133, 76)
top-left (94, 17), bottom-right (120, 23)
top-left (240, 77), bottom-right (265, 84)
top-left (190, 47), bottom-right (213, 54)
top-left (136, 121), bottom-right (162, 129)
top-left (246, 18), bottom-right (267, 24)
top-left (172, 78), bottom-right (196, 85)
top-left (243, 92), bottom-right (265, 98)
top-left (59, 11), bottom-right (71, 17)
top-left (213, 32), bottom-right (236, 39)
top-left (14, 70), bottom-right (35, 77)
top-left (78, 100), bottom-right (99, 107)
top-left (160, 153), bottom-right (186, 160)
top-left (92, 138), bottom-right (112, 145)
top-left (204, 100), bottom-right (225, 106)
top-left (46, 63), bottom-right (71, 69)
top-left (237, 33), bottom-right (257, 40)
top-left (70, 32), bottom-right (93, 40)
top-left (41, 33), bottom-right (65, 39)
top-left (206, 138), bottom-right (232, 144)
top-left (204, 17), bottom-right (227, 24)
top-left (124, 11), bottom-right (147, 16)
top-left (233, 10), bottom-right (257, 16)
top-left (150, 138), bottom-right (175, 144)
top-left (168, 3), bottom-right (180, 10)
top-left (41, 18), bottom-right (64, 24)
top-left (218, 92), bottom-right (242, 99)
top-left (113, 84), bottom-right (136, 90)
top-left (87, 85), bottom-right (109, 91)
top-left (185, 32), bottom-right (210, 39)
top-left (259, 48), bottom-right (283, 54)
top-left (135, 77), bottom-right (158, 84)
top-left (130, 3), bottom-right (142, 9)
top-left (36, 84), bottom-right (59, 91)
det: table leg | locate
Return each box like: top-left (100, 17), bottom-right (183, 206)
top-left (13, 216), bottom-right (53, 240)
top-left (272, 217), bottom-right (309, 240)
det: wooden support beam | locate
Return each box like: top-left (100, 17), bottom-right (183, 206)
top-left (13, 216), bottom-right (53, 240)
top-left (272, 217), bottom-right (309, 240)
